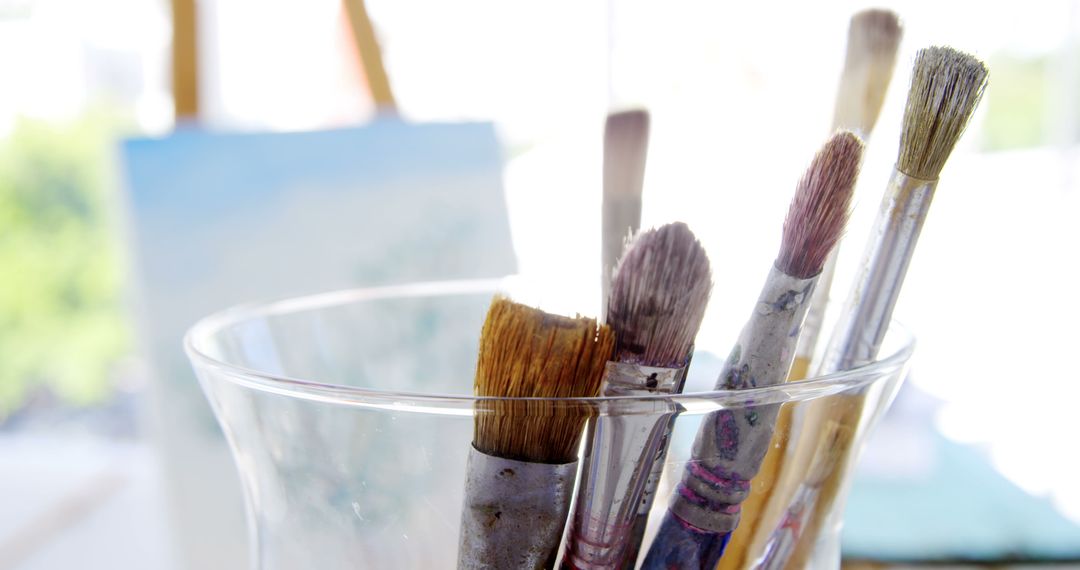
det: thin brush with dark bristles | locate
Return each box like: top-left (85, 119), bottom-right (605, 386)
top-left (608, 222), bottom-right (712, 367)
top-left (898, 47), bottom-right (988, 179)
top-left (832, 9), bottom-right (903, 136)
top-left (641, 133), bottom-right (864, 570)
top-left (473, 296), bottom-right (614, 464)
top-left (776, 131), bottom-right (863, 279)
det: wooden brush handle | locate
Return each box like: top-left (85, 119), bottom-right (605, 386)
top-left (745, 392), bottom-right (866, 569)
top-left (714, 356), bottom-right (809, 570)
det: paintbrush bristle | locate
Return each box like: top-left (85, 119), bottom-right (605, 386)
top-left (832, 9), bottom-right (903, 136)
top-left (474, 296), bottom-right (615, 464)
top-left (898, 46), bottom-right (989, 180)
top-left (607, 222), bottom-right (712, 367)
top-left (777, 131), bottom-right (863, 279)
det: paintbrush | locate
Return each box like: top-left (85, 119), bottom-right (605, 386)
top-left (640, 131), bottom-right (863, 570)
top-left (754, 46), bottom-right (989, 569)
top-left (750, 421), bottom-right (853, 570)
top-left (601, 109), bottom-right (651, 314)
top-left (723, 11), bottom-right (903, 568)
top-left (458, 296), bottom-right (615, 569)
top-left (795, 7), bottom-right (903, 385)
top-left (563, 222), bottom-right (712, 569)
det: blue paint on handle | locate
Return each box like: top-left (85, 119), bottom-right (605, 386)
top-left (640, 511), bottom-right (731, 570)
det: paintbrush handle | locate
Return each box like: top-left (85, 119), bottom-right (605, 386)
top-left (564, 364), bottom-right (684, 569)
top-left (819, 169), bottom-right (935, 375)
top-left (600, 110), bottom-right (650, 313)
top-left (642, 269), bottom-right (816, 566)
top-left (639, 512), bottom-right (731, 570)
top-left (619, 351), bottom-right (697, 569)
top-left (750, 482), bottom-right (822, 570)
top-left (674, 269), bottom-right (814, 531)
top-left (618, 413), bottom-right (678, 570)
top-left (603, 195), bottom-right (643, 300)
top-left (751, 420), bottom-right (851, 569)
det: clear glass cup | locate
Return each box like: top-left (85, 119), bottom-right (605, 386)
top-left (184, 279), bottom-right (913, 570)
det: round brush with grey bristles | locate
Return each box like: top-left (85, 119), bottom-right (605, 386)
top-left (640, 131), bottom-right (863, 570)
top-left (562, 222), bottom-right (712, 570)
top-left (757, 46), bottom-right (989, 570)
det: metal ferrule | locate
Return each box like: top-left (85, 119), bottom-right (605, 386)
top-left (458, 447), bottom-right (577, 569)
top-left (819, 169), bottom-right (937, 374)
top-left (563, 362), bottom-right (687, 569)
top-left (670, 267), bottom-right (816, 534)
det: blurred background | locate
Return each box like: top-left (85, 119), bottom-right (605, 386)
top-left (1, 0), bottom-right (1078, 568)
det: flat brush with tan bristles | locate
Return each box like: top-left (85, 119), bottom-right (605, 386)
top-left (601, 109), bottom-right (651, 314)
top-left (458, 297), bottom-right (615, 569)
top-left (753, 46), bottom-right (989, 570)
top-left (725, 11), bottom-right (903, 568)
top-left (562, 222), bottom-right (712, 570)
top-left (640, 131), bottom-right (863, 570)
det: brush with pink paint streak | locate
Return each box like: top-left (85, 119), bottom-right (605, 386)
top-left (639, 131), bottom-right (863, 569)
top-left (563, 222), bottom-right (712, 570)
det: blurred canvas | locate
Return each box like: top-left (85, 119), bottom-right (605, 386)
top-left (120, 119), bottom-right (515, 570)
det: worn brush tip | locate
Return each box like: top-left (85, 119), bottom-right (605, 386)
top-left (608, 222), bottom-right (712, 367)
top-left (898, 46), bottom-right (989, 179)
top-left (777, 131), bottom-right (863, 279)
top-left (473, 296), bottom-right (614, 463)
top-left (848, 9), bottom-right (902, 57)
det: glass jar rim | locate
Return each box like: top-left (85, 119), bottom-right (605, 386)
top-left (184, 278), bottom-right (915, 414)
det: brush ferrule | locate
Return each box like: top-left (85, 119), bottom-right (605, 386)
top-left (603, 361), bottom-right (684, 395)
top-left (458, 447), bottom-right (577, 570)
top-left (670, 268), bottom-right (816, 534)
top-left (819, 168), bottom-right (936, 374)
top-left (563, 362), bottom-right (687, 569)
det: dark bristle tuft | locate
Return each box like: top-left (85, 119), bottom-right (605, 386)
top-left (777, 132), bottom-right (863, 279)
top-left (473, 296), bottom-right (614, 463)
top-left (608, 222), bottom-right (712, 367)
top-left (898, 46), bottom-right (989, 179)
